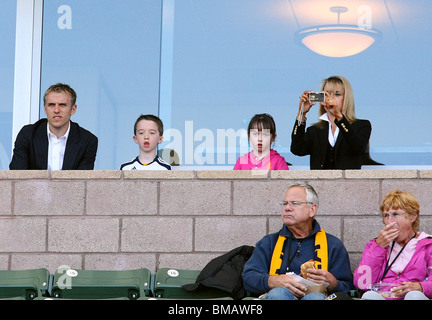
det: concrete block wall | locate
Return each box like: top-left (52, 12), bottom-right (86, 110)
top-left (0, 169), bottom-right (431, 274)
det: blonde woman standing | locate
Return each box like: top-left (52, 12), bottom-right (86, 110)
top-left (291, 75), bottom-right (371, 169)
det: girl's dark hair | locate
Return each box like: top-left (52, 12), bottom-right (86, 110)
top-left (247, 113), bottom-right (276, 137)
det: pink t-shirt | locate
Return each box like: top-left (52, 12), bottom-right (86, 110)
top-left (233, 149), bottom-right (289, 170)
top-left (389, 232), bottom-right (430, 274)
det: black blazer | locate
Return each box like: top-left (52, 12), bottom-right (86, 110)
top-left (9, 119), bottom-right (98, 170)
top-left (291, 116), bottom-right (371, 170)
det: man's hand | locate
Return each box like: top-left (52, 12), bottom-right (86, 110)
top-left (268, 274), bottom-right (308, 299)
top-left (304, 268), bottom-right (338, 291)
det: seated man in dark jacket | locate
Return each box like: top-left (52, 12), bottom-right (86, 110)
top-left (242, 182), bottom-right (354, 299)
top-left (10, 83), bottom-right (98, 170)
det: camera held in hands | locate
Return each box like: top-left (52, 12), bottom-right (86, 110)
top-left (308, 92), bottom-right (325, 103)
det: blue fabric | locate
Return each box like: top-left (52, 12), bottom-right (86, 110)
top-left (264, 287), bottom-right (326, 300)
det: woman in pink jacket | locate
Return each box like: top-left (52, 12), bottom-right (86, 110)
top-left (354, 190), bottom-right (432, 300)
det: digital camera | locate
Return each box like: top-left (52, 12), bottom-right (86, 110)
top-left (308, 92), bottom-right (325, 103)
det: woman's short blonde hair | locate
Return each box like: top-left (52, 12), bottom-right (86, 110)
top-left (380, 190), bottom-right (420, 232)
top-left (317, 75), bottom-right (356, 125)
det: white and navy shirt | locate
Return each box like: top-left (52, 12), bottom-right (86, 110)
top-left (120, 156), bottom-right (171, 170)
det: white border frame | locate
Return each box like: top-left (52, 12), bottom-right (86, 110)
top-left (158, 0), bottom-right (175, 137)
top-left (12, 0), bottom-right (43, 149)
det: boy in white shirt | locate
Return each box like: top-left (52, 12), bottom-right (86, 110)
top-left (120, 114), bottom-right (171, 170)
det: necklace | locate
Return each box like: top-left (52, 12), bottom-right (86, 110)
top-left (285, 238), bottom-right (303, 273)
top-left (381, 232), bottom-right (416, 281)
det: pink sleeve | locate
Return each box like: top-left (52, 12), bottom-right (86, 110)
top-left (233, 158), bottom-right (241, 170)
top-left (421, 244), bottom-right (432, 298)
top-left (272, 156), bottom-right (289, 170)
top-left (353, 240), bottom-right (388, 289)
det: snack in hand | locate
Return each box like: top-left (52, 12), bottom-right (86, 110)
top-left (300, 259), bottom-right (316, 278)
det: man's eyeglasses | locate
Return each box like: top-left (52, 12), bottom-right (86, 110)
top-left (279, 201), bottom-right (312, 208)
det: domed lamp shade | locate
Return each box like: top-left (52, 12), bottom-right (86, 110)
top-left (295, 6), bottom-right (381, 58)
top-left (296, 24), bottom-right (381, 58)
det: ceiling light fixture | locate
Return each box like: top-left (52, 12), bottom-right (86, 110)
top-left (295, 6), bottom-right (381, 58)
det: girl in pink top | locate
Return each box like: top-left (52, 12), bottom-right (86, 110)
top-left (234, 113), bottom-right (289, 171)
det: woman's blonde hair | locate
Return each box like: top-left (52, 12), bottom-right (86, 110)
top-left (316, 75), bottom-right (356, 126)
top-left (380, 190), bottom-right (420, 232)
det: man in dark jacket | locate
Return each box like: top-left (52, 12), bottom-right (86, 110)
top-left (10, 83), bottom-right (98, 170)
top-left (242, 182), bottom-right (354, 299)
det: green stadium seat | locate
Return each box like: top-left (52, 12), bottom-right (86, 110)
top-left (50, 267), bottom-right (152, 299)
top-left (153, 268), bottom-right (231, 299)
top-left (0, 268), bottom-right (51, 300)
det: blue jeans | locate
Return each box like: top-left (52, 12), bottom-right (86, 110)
top-left (264, 287), bottom-right (326, 300)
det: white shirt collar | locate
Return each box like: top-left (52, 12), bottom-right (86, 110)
top-left (319, 113), bottom-right (339, 147)
top-left (47, 122), bottom-right (71, 140)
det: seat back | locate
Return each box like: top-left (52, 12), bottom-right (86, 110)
top-left (0, 268), bottom-right (51, 300)
top-left (154, 268), bottom-right (229, 299)
top-left (51, 267), bottom-right (152, 299)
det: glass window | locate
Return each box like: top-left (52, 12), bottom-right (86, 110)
top-left (160, 0), bottom-right (432, 168)
top-left (36, 0), bottom-right (432, 169)
top-left (40, 0), bottom-right (162, 169)
top-left (0, 1), bottom-right (16, 169)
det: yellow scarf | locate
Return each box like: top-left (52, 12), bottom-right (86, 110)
top-left (269, 228), bottom-right (328, 275)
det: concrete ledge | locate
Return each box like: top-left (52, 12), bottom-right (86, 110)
top-left (197, 170), bottom-right (269, 179)
top-left (0, 170), bottom-right (50, 179)
top-left (124, 170), bottom-right (196, 180)
top-left (51, 170), bottom-right (122, 180)
top-left (271, 170), bottom-right (343, 180)
top-left (345, 169), bottom-right (418, 179)
top-left (3, 169), bottom-right (431, 180)
top-left (420, 170), bottom-right (432, 178)
top-left (1, 169), bottom-right (431, 273)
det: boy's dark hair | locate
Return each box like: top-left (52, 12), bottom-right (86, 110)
top-left (247, 113), bottom-right (276, 136)
top-left (134, 114), bottom-right (164, 136)
top-left (43, 83), bottom-right (77, 106)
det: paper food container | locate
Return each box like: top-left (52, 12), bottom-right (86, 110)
top-left (292, 274), bottom-right (329, 294)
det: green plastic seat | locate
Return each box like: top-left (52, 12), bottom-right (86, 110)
top-left (51, 267), bottom-right (152, 300)
top-left (153, 268), bottom-right (231, 299)
top-left (0, 268), bottom-right (51, 300)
